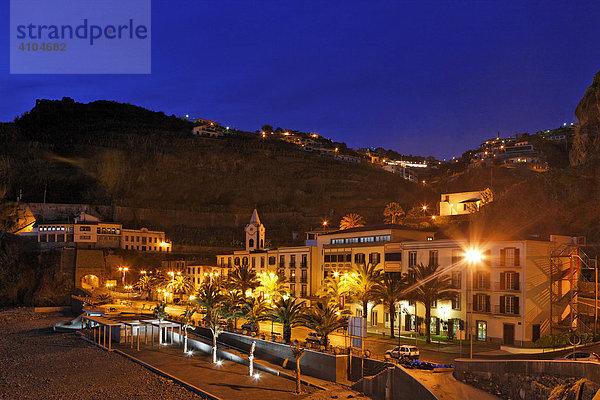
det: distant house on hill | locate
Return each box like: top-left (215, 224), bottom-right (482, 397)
top-left (439, 188), bottom-right (493, 216)
top-left (192, 118), bottom-right (223, 137)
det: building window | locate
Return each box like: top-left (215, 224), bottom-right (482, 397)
top-left (501, 272), bottom-right (520, 291)
top-left (385, 252), bottom-right (402, 261)
top-left (451, 271), bottom-right (461, 289)
top-left (428, 250), bottom-right (438, 266)
top-left (324, 254), bottom-right (331, 263)
top-left (408, 251), bottom-right (417, 267)
top-left (300, 285), bottom-right (307, 297)
top-left (500, 247), bottom-right (520, 267)
top-left (452, 292), bottom-right (461, 310)
top-left (279, 255), bottom-right (285, 268)
top-left (473, 294), bottom-right (490, 313)
top-left (451, 250), bottom-right (462, 265)
top-left (234, 257), bottom-right (240, 266)
top-left (290, 255), bottom-right (296, 267)
top-left (269, 256), bottom-right (276, 265)
top-left (430, 300), bottom-right (437, 308)
top-left (301, 269), bottom-right (307, 283)
top-left (301, 254), bottom-right (307, 267)
top-left (242, 257), bottom-right (248, 266)
top-left (261, 257), bottom-right (265, 268)
top-left (354, 253), bottom-right (365, 264)
top-left (252, 257), bottom-right (256, 268)
top-left (289, 284), bottom-right (295, 294)
top-left (477, 320), bottom-right (487, 340)
top-left (249, 238), bottom-right (254, 248)
top-left (369, 252), bottom-right (381, 265)
top-left (499, 295), bottom-right (519, 315)
top-left (475, 271), bottom-right (490, 289)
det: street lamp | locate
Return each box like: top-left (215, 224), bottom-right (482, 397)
top-left (465, 247), bottom-right (483, 359)
top-left (118, 267), bottom-right (129, 286)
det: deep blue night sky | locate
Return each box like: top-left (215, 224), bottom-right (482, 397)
top-left (2, 1), bottom-right (599, 159)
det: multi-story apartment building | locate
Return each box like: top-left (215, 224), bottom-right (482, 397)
top-left (216, 210), bottom-right (319, 300)
top-left (37, 212), bottom-right (171, 252)
top-left (122, 228), bottom-right (171, 252)
top-left (218, 210), bottom-right (574, 346)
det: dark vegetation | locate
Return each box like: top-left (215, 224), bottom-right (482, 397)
top-left (1, 98), bottom-right (436, 246)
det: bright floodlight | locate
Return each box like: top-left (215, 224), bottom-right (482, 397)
top-left (216, 360), bottom-right (223, 367)
top-left (253, 373), bottom-right (260, 380)
top-left (465, 248), bottom-right (483, 263)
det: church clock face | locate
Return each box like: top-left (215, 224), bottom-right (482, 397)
top-left (247, 226), bottom-right (256, 234)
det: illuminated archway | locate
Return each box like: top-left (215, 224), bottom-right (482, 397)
top-left (81, 274), bottom-right (100, 290)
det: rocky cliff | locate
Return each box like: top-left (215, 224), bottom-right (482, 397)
top-left (570, 71), bottom-right (600, 165)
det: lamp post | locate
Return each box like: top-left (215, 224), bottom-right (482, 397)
top-left (118, 267), bottom-right (129, 286)
top-left (465, 248), bottom-right (483, 359)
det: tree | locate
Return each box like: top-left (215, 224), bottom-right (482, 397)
top-left (166, 275), bottom-right (195, 298)
top-left (261, 124), bottom-right (274, 133)
top-left (406, 263), bottom-right (455, 343)
top-left (205, 307), bottom-right (224, 363)
top-left (374, 273), bottom-right (408, 338)
top-left (290, 342), bottom-right (306, 394)
top-left (180, 306), bottom-right (196, 353)
top-left (317, 274), bottom-right (353, 307)
top-left (217, 290), bottom-right (245, 330)
top-left (241, 297), bottom-right (270, 334)
top-left (383, 202), bottom-right (405, 224)
top-left (300, 302), bottom-right (348, 349)
top-left (195, 282), bottom-right (224, 326)
top-left (349, 263), bottom-right (382, 324)
top-left (339, 213), bottom-right (366, 230)
top-left (268, 297), bottom-right (305, 343)
top-left (134, 275), bottom-right (153, 298)
top-left (227, 265), bottom-right (259, 297)
top-left (256, 270), bottom-right (288, 301)
top-left (153, 301), bottom-right (168, 322)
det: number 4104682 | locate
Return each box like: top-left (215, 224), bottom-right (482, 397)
top-left (18, 42), bottom-right (66, 52)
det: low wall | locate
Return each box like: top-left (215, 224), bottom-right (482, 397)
top-left (192, 327), bottom-right (347, 382)
top-left (454, 359), bottom-right (600, 384)
top-left (34, 306), bottom-right (71, 313)
top-left (352, 364), bottom-right (438, 400)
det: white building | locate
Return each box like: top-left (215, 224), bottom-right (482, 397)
top-left (439, 189), bottom-right (492, 216)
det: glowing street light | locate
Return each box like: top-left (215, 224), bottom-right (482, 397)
top-left (118, 267), bottom-right (129, 286)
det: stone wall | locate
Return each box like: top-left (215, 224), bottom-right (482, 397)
top-left (454, 359), bottom-right (600, 399)
top-left (351, 364), bottom-right (438, 400)
top-left (192, 327), bottom-right (347, 382)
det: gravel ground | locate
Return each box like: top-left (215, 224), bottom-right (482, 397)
top-left (0, 308), bottom-right (205, 400)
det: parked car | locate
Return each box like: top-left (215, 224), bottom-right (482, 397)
top-left (305, 332), bottom-right (324, 345)
top-left (555, 352), bottom-right (600, 361)
top-left (241, 322), bottom-right (258, 332)
top-left (385, 345), bottom-right (420, 360)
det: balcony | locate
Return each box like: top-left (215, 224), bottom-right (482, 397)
top-left (493, 282), bottom-right (520, 291)
top-left (300, 277), bottom-right (307, 284)
top-left (300, 262), bottom-right (308, 268)
top-left (289, 276), bottom-right (296, 282)
top-left (289, 262), bottom-right (296, 268)
top-left (493, 305), bottom-right (520, 315)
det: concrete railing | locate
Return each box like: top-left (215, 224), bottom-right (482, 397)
top-left (352, 364), bottom-right (438, 400)
top-left (192, 327), bottom-right (348, 382)
top-left (454, 359), bottom-right (600, 384)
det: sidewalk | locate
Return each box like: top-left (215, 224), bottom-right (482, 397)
top-left (116, 342), bottom-right (316, 400)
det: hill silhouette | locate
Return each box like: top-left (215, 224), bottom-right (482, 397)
top-left (1, 98), bottom-right (436, 245)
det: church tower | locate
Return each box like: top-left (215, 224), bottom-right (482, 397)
top-left (245, 209), bottom-right (265, 251)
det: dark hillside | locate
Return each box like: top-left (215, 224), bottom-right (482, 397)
top-left (1, 98), bottom-right (435, 245)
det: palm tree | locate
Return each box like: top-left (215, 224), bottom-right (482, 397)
top-left (290, 342), bottom-right (306, 394)
top-left (241, 297), bottom-right (270, 334)
top-left (349, 263), bottom-right (382, 324)
top-left (300, 302), bottom-right (349, 349)
top-left (406, 263), bottom-right (455, 343)
top-left (180, 306), bottom-right (196, 353)
top-left (374, 273), bottom-right (407, 338)
top-left (227, 265), bottom-right (259, 296)
top-left (256, 269), bottom-right (288, 301)
top-left (195, 282), bottom-right (224, 326)
top-left (153, 301), bottom-right (168, 322)
top-left (383, 202), bottom-right (405, 224)
top-left (268, 297), bottom-right (305, 343)
top-left (134, 275), bottom-right (153, 298)
top-left (217, 290), bottom-right (245, 330)
top-left (317, 275), bottom-right (354, 307)
top-left (166, 275), bottom-right (195, 299)
top-left (205, 307), bottom-right (224, 363)
top-left (339, 213), bottom-right (366, 230)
